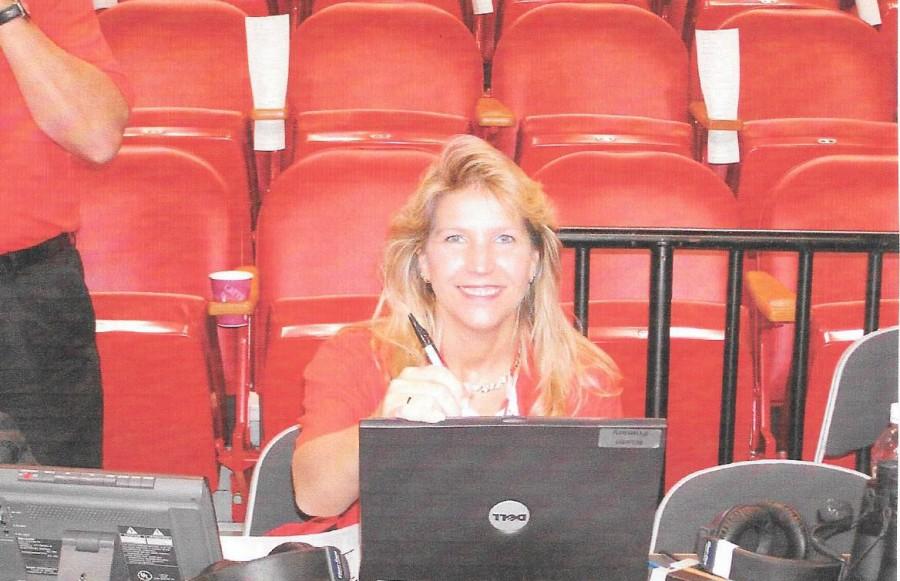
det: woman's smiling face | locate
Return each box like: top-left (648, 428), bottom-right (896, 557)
top-left (418, 186), bottom-right (539, 339)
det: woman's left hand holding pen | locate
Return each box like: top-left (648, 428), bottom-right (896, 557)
top-left (373, 365), bottom-right (465, 423)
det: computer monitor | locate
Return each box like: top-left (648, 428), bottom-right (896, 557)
top-left (0, 464), bottom-right (222, 580)
top-left (358, 416), bottom-right (667, 581)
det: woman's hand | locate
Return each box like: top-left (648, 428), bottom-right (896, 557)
top-left (375, 365), bottom-right (465, 423)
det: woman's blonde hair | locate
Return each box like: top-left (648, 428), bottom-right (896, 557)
top-left (371, 135), bottom-right (620, 415)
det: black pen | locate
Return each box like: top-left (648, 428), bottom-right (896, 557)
top-left (408, 313), bottom-right (445, 367)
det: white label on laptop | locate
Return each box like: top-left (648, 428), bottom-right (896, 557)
top-left (597, 427), bottom-right (662, 448)
top-left (489, 500), bottom-right (530, 534)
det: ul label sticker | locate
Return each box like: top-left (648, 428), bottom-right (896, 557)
top-left (118, 526), bottom-right (182, 581)
top-left (488, 500), bottom-right (530, 534)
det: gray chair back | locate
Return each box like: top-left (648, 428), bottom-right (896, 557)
top-left (243, 425), bottom-right (308, 536)
top-left (650, 460), bottom-right (869, 555)
top-left (815, 326), bottom-right (899, 462)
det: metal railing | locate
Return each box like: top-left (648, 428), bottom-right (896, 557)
top-left (559, 227), bottom-right (899, 470)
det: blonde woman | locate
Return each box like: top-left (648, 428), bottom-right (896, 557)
top-left (288, 135), bottom-right (622, 531)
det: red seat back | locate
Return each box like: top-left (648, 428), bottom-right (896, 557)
top-left (538, 152), bottom-right (754, 489)
top-left (537, 151), bottom-right (739, 302)
top-left (99, 0), bottom-right (253, 112)
top-left (694, 9), bottom-right (896, 122)
top-left (753, 154), bottom-right (899, 410)
top-left (255, 148), bottom-right (436, 442)
top-left (491, 4), bottom-right (689, 164)
top-left (311, 0), bottom-right (466, 22)
top-left (76, 146), bottom-right (232, 296)
top-left (736, 119), bottom-right (898, 227)
top-left (493, 5), bottom-right (688, 124)
top-left (286, 4), bottom-right (482, 161)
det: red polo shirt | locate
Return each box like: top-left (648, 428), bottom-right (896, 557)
top-left (1, 0), bottom-right (131, 253)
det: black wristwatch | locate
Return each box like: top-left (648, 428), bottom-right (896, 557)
top-left (0, 1), bottom-right (28, 26)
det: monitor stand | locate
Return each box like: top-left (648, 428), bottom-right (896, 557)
top-left (59, 530), bottom-right (126, 581)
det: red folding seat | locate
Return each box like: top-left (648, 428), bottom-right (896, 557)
top-left (75, 146), bottom-right (236, 489)
top-left (690, 9), bottom-right (897, 192)
top-left (309, 0), bottom-right (468, 22)
top-left (744, 155), bottom-right (899, 459)
top-left (254, 148), bottom-right (437, 444)
top-left (99, 0), bottom-right (255, 262)
top-left (497, 0), bottom-right (651, 38)
top-left (490, 4), bottom-right (692, 175)
top-left (693, 9), bottom-right (896, 122)
top-left (112, 0), bottom-right (275, 15)
top-left (535, 151), bottom-right (755, 489)
top-left (735, 120), bottom-right (897, 227)
top-left (669, 0), bottom-right (839, 47)
top-left (484, 0), bottom-right (653, 64)
top-left (284, 3), bottom-right (483, 164)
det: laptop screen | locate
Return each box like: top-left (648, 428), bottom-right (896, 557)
top-left (359, 416), bottom-right (666, 581)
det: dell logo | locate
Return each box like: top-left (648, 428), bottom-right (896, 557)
top-left (488, 500), bottom-right (530, 534)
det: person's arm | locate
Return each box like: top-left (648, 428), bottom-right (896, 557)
top-left (292, 425), bottom-right (361, 517)
top-left (0, 3), bottom-right (129, 164)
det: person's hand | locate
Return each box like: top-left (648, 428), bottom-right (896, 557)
top-left (375, 365), bottom-right (465, 423)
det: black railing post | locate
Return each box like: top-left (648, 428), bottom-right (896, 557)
top-left (787, 250), bottom-right (814, 460)
top-left (856, 251), bottom-right (885, 472)
top-left (574, 246), bottom-right (590, 336)
top-left (864, 251), bottom-right (884, 335)
top-left (646, 242), bottom-right (674, 419)
top-left (719, 249), bottom-right (744, 464)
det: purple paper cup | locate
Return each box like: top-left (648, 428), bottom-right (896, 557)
top-left (209, 270), bottom-right (253, 327)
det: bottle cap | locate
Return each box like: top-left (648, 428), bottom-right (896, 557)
top-left (891, 402), bottom-right (900, 425)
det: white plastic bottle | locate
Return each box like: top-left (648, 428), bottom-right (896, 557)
top-left (870, 402), bottom-right (899, 478)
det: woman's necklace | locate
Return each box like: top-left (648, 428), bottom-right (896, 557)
top-left (463, 351), bottom-right (521, 395)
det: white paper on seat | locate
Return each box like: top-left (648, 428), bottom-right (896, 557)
top-left (245, 15), bottom-right (291, 151)
top-left (93, 0), bottom-right (117, 8)
top-left (472, 0), bottom-right (495, 15)
top-left (223, 524), bottom-right (361, 579)
top-left (695, 29), bottom-right (741, 164)
top-left (856, 0), bottom-right (883, 26)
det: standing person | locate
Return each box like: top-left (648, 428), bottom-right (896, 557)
top-left (288, 135), bottom-right (622, 531)
top-left (0, 0), bottom-right (131, 468)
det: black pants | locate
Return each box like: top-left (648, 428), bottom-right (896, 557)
top-left (0, 236), bottom-right (102, 468)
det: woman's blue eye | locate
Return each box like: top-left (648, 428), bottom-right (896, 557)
top-left (497, 234), bottom-right (515, 244)
top-left (445, 234), bottom-right (464, 243)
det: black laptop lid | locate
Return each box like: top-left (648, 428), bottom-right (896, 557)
top-left (358, 416), bottom-right (666, 581)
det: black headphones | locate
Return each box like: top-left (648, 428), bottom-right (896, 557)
top-left (697, 501), bottom-right (846, 581)
top-left (189, 542), bottom-right (351, 581)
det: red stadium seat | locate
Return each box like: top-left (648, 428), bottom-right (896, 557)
top-left (692, 9), bottom-right (896, 122)
top-left (690, 9), bottom-right (897, 206)
top-left (75, 146), bottom-right (236, 488)
top-left (309, 0), bottom-right (467, 22)
top-left (254, 148), bottom-right (436, 443)
top-left (535, 151), bottom-right (755, 489)
top-left (99, 0), bottom-right (255, 259)
top-left (669, 0), bottom-right (839, 48)
top-left (744, 155), bottom-right (899, 456)
top-left (490, 4), bottom-right (692, 174)
top-left (92, 292), bottom-right (225, 487)
top-left (284, 3), bottom-right (483, 164)
top-left (492, 0), bottom-right (653, 57)
top-left (110, 0), bottom-right (275, 15)
top-left (735, 119), bottom-right (897, 227)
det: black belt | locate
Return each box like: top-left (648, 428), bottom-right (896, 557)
top-left (0, 233), bottom-right (73, 273)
